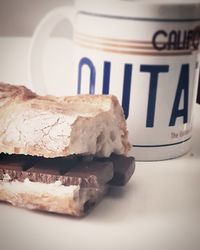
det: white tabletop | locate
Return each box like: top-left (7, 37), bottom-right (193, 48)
top-left (0, 37), bottom-right (200, 250)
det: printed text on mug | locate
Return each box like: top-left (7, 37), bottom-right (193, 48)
top-left (77, 57), bottom-right (189, 128)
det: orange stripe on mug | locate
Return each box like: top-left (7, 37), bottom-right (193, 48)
top-left (75, 40), bottom-right (192, 56)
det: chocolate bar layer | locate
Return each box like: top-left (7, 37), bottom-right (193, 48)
top-left (0, 154), bottom-right (135, 187)
top-left (27, 158), bottom-right (114, 187)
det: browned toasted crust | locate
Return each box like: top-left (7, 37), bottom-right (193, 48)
top-left (0, 83), bottom-right (130, 158)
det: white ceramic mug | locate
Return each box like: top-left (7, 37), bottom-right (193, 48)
top-left (29, 0), bottom-right (200, 161)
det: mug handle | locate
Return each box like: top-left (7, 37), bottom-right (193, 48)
top-left (28, 6), bottom-right (75, 95)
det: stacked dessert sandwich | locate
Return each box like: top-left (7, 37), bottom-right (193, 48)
top-left (0, 83), bottom-right (135, 217)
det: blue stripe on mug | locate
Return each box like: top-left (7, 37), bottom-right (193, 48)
top-left (133, 137), bottom-right (191, 148)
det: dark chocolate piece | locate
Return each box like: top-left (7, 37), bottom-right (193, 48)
top-left (0, 154), bottom-right (38, 169)
top-left (110, 154), bottom-right (135, 186)
top-left (98, 154), bottom-right (135, 186)
top-left (25, 157), bottom-right (76, 184)
top-left (0, 153), bottom-right (6, 161)
top-left (0, 154), bottom-right (39, 181)
top-left (64, 160), bottom-right (114, 187)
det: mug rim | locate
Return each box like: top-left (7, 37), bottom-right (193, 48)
top-left (77, 0), bottom-right (200, 20)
